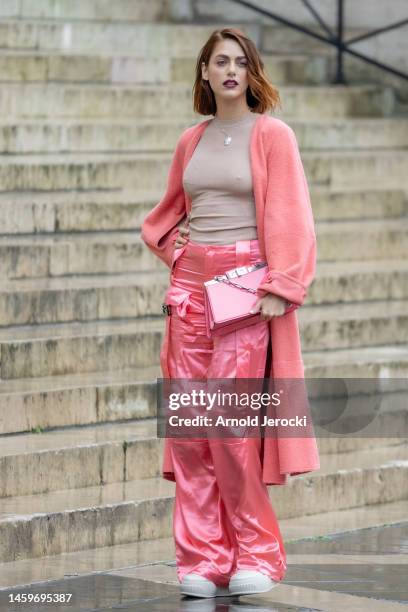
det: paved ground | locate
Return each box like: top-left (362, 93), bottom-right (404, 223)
top-left (1, 522), bottom-right (406, 611)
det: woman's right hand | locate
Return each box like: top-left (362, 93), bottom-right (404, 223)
top-left (174, 214), bottom-right (191, 249)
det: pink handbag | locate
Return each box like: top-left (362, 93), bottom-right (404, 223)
top-left (203, 262), bottom-right (296, 338)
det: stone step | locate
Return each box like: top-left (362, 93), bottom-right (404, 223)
top-left (0, 317), bottom-right (164, 380)
top-left (1, 0), bottom-right (394, 29)
top-left (0, 83), bottom-right (395, 120)
top-left (0, 270), bottom-right (169, 326)
top-left (1, 300), bottom-right (407, 380)
top-left (310, 187), bottom-right (408, 222)
top-left (1, 498), bottom-right (407, 589)
top-left (0, 0), bottom-right (169, 22)
top-left (0, 231), bottom-right (164, 279)
top-left (0, 259), bottom-right (407, 327)
top-left (0, 21), bottom-right (260, 57)
top-left (262, 23), bottom-right (368, 53)
top-left (0, 188), bottom-right (158, 234)
top-left (0, 48), bottom-right (171, 84)
top-left (316, 218), bottom-right (408, 261)
top-left (340, 54), bottom-right (408, 107)
top-left (294, 118), bottom-right (408, 150)
top-left (0, 399), bottom-right (405, 498)
top-left (197, 1), bottom-right (408, 30)
top-left (304, 345), bottom-right (408, 378)
top-left (298, 299), bottom-right (408, 351)
top-left (0, 443), bottom-right (406, 562)
top-left (0, 366), bottom-right (160, 435)
top-left (1, 117), bottom-right (408, 154)
top-left (0, 187), bottom-right (406, 236)
top-left (0, 20), bottom-right (393, 77)
top-left (0, 419), bottom-right (160, 498)
top-left (303, 150), bottom-right (408, 190)
top-left (0, 50), bottom-right (330, 85)
top-left (1, 218), bottom-right (407, 279)
top-left (1, 149), bottom-right (407, 192)
top-left (312, 259), bottom-right (408, 303)
top-left (1, 345), bottom-right (408, 435)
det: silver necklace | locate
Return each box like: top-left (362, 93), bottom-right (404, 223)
top-left (214, 111), bottom-right (252, 146)
top-left (219, 129), bottom-right (232, 146)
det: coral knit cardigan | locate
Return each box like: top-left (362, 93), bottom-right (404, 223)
top-left (141, 113), bottom-right (320, 485)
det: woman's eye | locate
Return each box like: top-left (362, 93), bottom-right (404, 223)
top-left (216, 61), bottom-right (247, 66)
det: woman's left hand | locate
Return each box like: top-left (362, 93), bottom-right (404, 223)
top-left (250, 294), bottom-right (287, 321)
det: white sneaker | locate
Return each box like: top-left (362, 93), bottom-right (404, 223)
top-left (180, 573), bottom-right (230, 598)
top-left (228, 569), bottom-right (279, 596)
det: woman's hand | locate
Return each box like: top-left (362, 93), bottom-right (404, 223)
top-left (250, 293), bottom-right (287, 321)
top-left (174, 214), bottom-right (191, 249)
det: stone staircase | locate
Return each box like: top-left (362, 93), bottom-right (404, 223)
top-left (0, 0), bottom-right (407, 588)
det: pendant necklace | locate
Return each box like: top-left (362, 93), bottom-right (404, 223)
top-left (213, 111), bottom-right (252, 146)
top-left (220, 130), bottom-right (232, 146)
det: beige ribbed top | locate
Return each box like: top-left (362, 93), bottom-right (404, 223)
top-left (182, 111), bottom-right (259, 245)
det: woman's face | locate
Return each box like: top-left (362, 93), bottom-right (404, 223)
top-left (201, 38), bottom-right (249, 104)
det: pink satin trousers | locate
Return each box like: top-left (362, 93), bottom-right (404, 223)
top-left (162, 239), bottom-right (287, 587)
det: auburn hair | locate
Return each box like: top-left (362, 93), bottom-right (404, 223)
top-left (193, 27), bottom-right (281, 116)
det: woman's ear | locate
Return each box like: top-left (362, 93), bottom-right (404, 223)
top-left (201, 61), bottom-right (208, 81)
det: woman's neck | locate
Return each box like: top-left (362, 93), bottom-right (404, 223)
top-left (214, 104), bottom-right (252, 121)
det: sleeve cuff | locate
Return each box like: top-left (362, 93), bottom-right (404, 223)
top-left (141, 224), bottom-right (180, 269)
top-left (256, 270), bottom-right (307, 305)
top-left (160, 226), bottom-right (180, 268)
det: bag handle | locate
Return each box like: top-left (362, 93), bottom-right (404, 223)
top-left (218, 277), bottom-right (258, 294)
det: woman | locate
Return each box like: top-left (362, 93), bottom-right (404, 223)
top-left (141, 27), bottom-right (320, 599)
